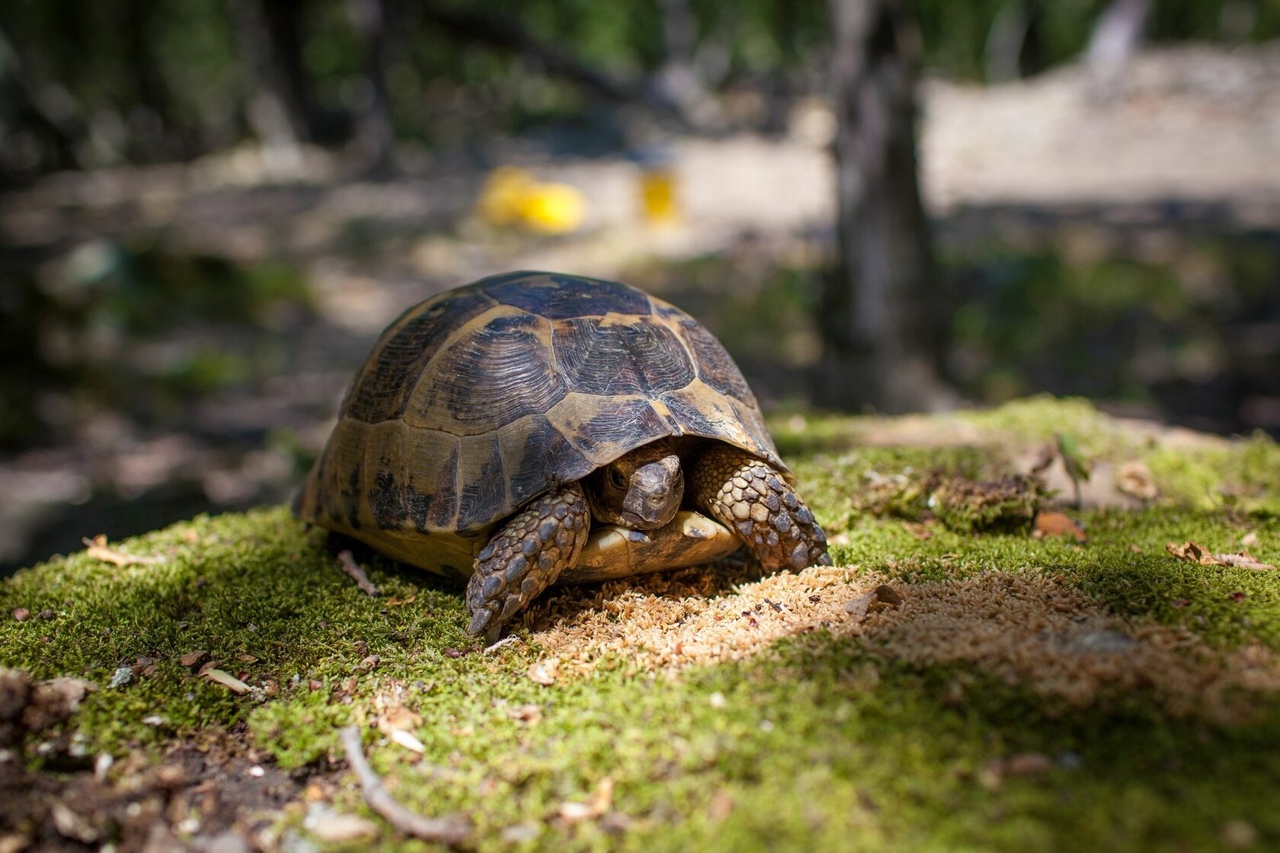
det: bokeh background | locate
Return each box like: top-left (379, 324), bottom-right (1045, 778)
top-left (1, 0), bottom-right (1278, 573)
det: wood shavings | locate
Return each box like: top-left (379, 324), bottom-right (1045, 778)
top-left (337, 550), bottom-right (380, 596)
top-left (867, 573), bottom-right (1280, 722)
top-left (528, 562), bottom-right (1280, 723)
top-left (530, 564), bottom-right (884, 677)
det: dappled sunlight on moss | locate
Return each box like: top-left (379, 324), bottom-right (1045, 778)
top-left (1, 398), bottom-right (1279, 849)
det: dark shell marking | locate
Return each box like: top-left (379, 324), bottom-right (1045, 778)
top-left (297, 271), bottom-right (786, 556)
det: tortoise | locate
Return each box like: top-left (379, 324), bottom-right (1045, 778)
top-left (295, 271), bottom-right (830, 640)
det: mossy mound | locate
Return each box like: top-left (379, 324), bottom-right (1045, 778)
top-left (2, 397), bottom-right (1279, 850)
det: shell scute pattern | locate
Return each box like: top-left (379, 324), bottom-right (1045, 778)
top-left (676, 317), bottom-right (754, 400)
top-left (457, 435), bottom-right (510, 530)
top-left (343, 287), bottom-right (494, 424)
top-left (405, 310), bottom-right (567, 435)
top-left (300, 272), bottom-right (786, 544)
top-left (552, 318), bottom-right (695, 397)
top-left (483, 272), bottom-right (651, 319)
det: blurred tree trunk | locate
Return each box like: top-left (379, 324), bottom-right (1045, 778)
top-left (652, 0), bottom-right (706, 119)
top-left (984, 0), bottom-right (1043, 82)
top-left (1085, 0), bottom-right (1151, 95)
top-left (347, 0), bottom-right (395, 175)
top-left (122, 0), bottom-right (174, 160)
top-left (817, 0), bottom-right (952, 413)
top-left (230, 0), bottom-right (313, 168)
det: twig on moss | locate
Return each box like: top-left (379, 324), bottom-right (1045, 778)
top-left (338, 725), bottom-right (471, 844)
top-left (337, 551), bottom-right (379, 596)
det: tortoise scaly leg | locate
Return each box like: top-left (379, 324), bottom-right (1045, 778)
top-left (691, 445), bottom-right (831, 571)
top-left (466, 483), bottom-right (591, 643)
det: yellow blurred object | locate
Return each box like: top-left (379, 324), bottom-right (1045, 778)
top-left (639, 166), bottom-right (680, 225)
top-left (516, 182), bottom-right (587, 234)
top-left (476, 166), bottom-right (535, 228)
top-left (476, 166), bottom-right (587, 234)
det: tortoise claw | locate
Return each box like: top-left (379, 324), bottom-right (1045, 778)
top-left (465, 483), bottom-right (589, 637)
top-left (691, 445), bottom-right (830, 572)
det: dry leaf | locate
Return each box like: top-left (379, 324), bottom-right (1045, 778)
top-left (1004, 752), bottom-right (1053, 775)
top-left (203, 669), bottom-right (251, 694)
top-left (379, 705), bottom-right (422, 732)
top-left (527, 659), bottom-right (560, 686)
top-left (843, 589), bottom-right (878, 622)
top-left (1166, 541), bottom-right (1275, 571)
top-left (1115, 461), bottom-right (1158, 500)
top-left (1214, 552), bottom-right (1276, 571)
top-left (1166, 540), bottom-right (1208, 562)
top-left (51, 802), bottom-right (98, 843)
top-left (557, 777), bottom-right (613, 823)
top-left (179, 651), bottom-right (209, 668)
top-left (1240, 532), bottom-right (1260, 549)
top-left (307, 812), bottom-right (380, 843)
top-left (1033, 511), bottom-right (1088, 542)
top-left (82, 535), bottom-right (161, 568)
top-left (1221, 819), bottom-right (1259, 850)
top-left (387, 728), bottom-right (426, 754)
top-left (508, 704), bottom-right (543, 725)
top-left (708, 789), bottom-right (735, 822)
top-left (873, 585), bottom-right (903, 608)
top-left (902, 521), bottom-right (934, 540)
top-left (844, 585), bottom-right (902, 623)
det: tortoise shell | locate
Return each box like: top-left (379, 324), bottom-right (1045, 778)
top-left (295, 271), bottom-right (786, 578)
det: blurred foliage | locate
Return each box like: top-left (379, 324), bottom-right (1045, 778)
top-left (0, 240), bottom-right (313, 448)
top-left (2, 0), bottom-right (1279, 176)
top-left (944, 234), bottom-right (1280, 427)
top-left (633, 228), bottom-right (1279, 438)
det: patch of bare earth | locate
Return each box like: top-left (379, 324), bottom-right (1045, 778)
top-left (0, 724), bottom-right (306, 851)
top-left (528, 565), bottom-right (1280, 724)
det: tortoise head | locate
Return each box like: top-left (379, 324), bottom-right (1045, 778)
top-left (583, 440), bottom-right (684, 531)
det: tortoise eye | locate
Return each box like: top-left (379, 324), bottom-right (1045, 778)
top-left (609, 467), bottom-right (627, 489)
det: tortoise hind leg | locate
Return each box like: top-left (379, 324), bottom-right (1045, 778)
top-left (466, 482), bottom-right (591, 643)
top-left (690, 445), bottom-right (831, 571)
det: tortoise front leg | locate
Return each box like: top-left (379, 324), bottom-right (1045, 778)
top-left (690, 445), bottom-right (831, 571)
top-left (466, 482), bottom-right (591, 643)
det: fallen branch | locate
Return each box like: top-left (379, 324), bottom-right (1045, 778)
top-left (338, 725), bottom-right (471, 845)
top-left (337, 551), bottom-right (380, 596)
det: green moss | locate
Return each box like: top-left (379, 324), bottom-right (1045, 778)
top-left (2, 398), bottom-right (1279, 849)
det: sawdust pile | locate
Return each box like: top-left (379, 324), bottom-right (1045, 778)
top-left (869, 572), bottom-right (1280, 722)
top-left (526, 563), bottom-right (886, 675)
top-left (527, 566), bottom-right (1280, 723)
